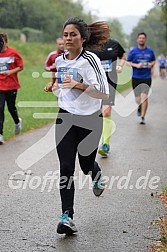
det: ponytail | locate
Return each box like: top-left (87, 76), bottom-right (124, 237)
top-left (63, 17), bottom-right (110, 50)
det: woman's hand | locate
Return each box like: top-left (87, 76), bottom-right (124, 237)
top-left (2, 70), bottom-right (12, 76)
top-left (61, 77), bottom-right (77, 89)
top-left (44, 81), bottom-right (54, 92)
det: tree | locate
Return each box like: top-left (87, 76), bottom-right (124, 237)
top-left (0, 0), bottom-right (93, 41)
top-left (108, 18), bottom-right (127, 48)
top-left (154, 0), bottom-right (167, 51)
top-left (129, 7), bottom-right (166, 55)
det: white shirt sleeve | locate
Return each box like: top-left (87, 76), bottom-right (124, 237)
top-left (83, 54), bottom-right (109, 94)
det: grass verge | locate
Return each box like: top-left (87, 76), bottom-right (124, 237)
top-left (149, 188), bottom-right (167, 251)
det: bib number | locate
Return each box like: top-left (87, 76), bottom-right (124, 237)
top-left (101, 60), bottom-right (112, 72)
top-left (0, 63), bottom-right (9, 73)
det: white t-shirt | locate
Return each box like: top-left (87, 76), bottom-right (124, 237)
top-left (54, 49), bottom-right (109, 115)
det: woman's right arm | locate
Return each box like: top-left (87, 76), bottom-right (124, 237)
top-left (44, 81), bottom-right (54, 92)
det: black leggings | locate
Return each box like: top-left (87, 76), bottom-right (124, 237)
top-left (0, 90), bottom-right (19, 135)
top-left (55, 108), bottom-right (103, 218)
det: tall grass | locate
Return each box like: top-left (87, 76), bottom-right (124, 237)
top-left (3, 41), bottom-right (58, 140)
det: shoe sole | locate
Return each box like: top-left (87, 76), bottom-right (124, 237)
top-left (57, 223), bottom-right (77, 235)
top-left (93, 188), bottom-right (105, 197)
top-left (15, 131), bottom-right (21, 135)
top-left (0, 141), bottom-right (4, 145)
top-left (98, 149), bottom-right (108, 157)
top-left (14, 118), bottom-right (22, 135)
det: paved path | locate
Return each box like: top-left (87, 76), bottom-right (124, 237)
top-left (0, 76), bottom-right (167, 252)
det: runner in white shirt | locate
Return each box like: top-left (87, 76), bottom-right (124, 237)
top-left (45, 16), bottom-right (110, 235)
top-left (55, 49), bottom-right (108, 115)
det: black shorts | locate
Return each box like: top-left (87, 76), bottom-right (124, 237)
top-left (132, 78), bottom-right (151, 97)
top-left (102, 72), bottom-right (117, 106)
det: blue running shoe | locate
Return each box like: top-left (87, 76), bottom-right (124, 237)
top-left (98, 144), bottom-right (110, 157)
top-left (57, 211), bottom-right (78, 235)
top-left (93, 178), bottom-right (105, 197)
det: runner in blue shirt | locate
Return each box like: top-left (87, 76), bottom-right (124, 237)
top-left (126, 32), bottom-right (155, 125)
top-left (158, 54), bottom-right (166, 79)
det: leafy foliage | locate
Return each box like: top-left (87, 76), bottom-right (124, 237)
top-left (0, 0), bottom-right (93, 41)
top-left (154, 0), bottom-right (167, 52)
top-left (108, 19), bottom-right (127, 48)
top-left (129, 7), bottom-right (166, 55)
top-left (0, 0), bottom-right (127, 45)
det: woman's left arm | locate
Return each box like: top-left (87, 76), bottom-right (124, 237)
top-left (75, 82), bottom-right (109, 100)
top-left (61, 77), bottom-right (109, 100)
top-left (2, 66), bottom-right (23, 76)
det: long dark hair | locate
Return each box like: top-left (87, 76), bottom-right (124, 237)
top-left (63, 17), bottom-right (110, 50)
top-left (0, 34), bottom-right (4, 52)
top-left (0, 32), bottom-right (8, 43)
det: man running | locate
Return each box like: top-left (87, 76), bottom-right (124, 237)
top-left (91, 38), bottom-right (125, 157)
top-left (126, 32), bottom-right (155, 125)
top-left (158, 54), bottom-right (166, 79)
top-left (44, 37), bottom-right (64, 83)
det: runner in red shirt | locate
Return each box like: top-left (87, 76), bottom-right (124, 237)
top-left (44, 37), bottom-right (64, 83)
top-left (0, 32), bottom-right (24, 144)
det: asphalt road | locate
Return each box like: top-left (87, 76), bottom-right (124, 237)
top-left (0, 75), bottom-right (167, 252)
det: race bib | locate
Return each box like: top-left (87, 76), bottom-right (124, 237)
top-left (0, 63), bottom-right (9, 73)
top-left (140, 59), bottom-right (148, 68)
top-left (101, 60), bottom-right (112, 72)
top-left (57, 67), bottom-right (78, 84)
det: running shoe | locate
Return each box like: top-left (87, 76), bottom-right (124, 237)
top-left (0, 134), bottom-right (4, 145)
top-left (14, 118), bottom-right (22, 135)
top-left (140, 117), bottom-right (146, 125)
top-left (93, 178), bottom-right (105, 197)
top-left (98, 144), bottom-right (110, 157)
top-left (137, 105), bottom-right (141, 116)
top-left (57, 211), bottom-right (78, 235)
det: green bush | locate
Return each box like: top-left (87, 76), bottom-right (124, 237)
top-left (0, 28), bottom-right (21, 40)
top-left (21, 27), bottom-right (44, 42)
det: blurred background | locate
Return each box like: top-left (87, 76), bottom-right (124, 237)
top-left (0, 0), bottom-right (166, 140)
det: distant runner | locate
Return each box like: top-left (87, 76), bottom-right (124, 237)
top-left (126, 32), bottom-right (155, 125)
